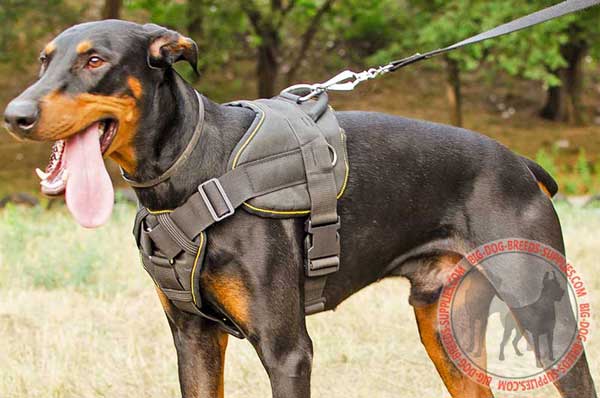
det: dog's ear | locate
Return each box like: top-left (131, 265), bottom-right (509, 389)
top-left (144, 24), bottom-right (198, 73)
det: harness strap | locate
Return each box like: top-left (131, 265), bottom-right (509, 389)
top-left (169, 149), bottom-right (307, 240)
top-left (276, 93), bottom-right (341, 315)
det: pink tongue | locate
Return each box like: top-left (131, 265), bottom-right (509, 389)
top-left (64, 122), bottom-right (114, 228)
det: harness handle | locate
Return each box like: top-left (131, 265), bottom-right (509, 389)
top-left (280, 87), bottom-right (330, 121)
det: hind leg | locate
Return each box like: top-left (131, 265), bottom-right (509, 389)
top-left (498, 321), bottom-right (512, 361)
top-left (404, 253), bottom-right (494, 398)
top-left (511, 327), bottom-right (523, 356)
top-left (414, 302), bottom-right (493, 398)
top-left (554, 351), bottom-right (598, 398)
top-left (495, 198), bottom-right (596, 397)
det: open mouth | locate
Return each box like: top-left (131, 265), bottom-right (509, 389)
top-left (37, 119), bottom-right (118, 196)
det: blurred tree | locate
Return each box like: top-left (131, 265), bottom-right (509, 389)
top-left (126, 0), bottom-right (247, 82)
top-left (384, 1), bottom-right (575, 127)
top-left (240, 0), bottom-right (336, 97)
top-left (539, 8), bottom-right (600, 125)
top-left (0, 0), bottom-right (82, 67)
top-left (103, 0), bottom-right (123, 19)
top-left (404, 0), bottom-right (495, 127)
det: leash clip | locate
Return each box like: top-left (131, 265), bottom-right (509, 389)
top-left (282, 66), bottom-right (392, 102)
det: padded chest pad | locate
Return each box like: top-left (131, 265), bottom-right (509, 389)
top-left (226, 97), bottom-right (348, 218)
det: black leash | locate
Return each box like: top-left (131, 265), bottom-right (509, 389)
top-left (284, 0), bottom-right (600, 100)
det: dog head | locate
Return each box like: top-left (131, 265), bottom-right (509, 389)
top-left (3, 20), bottom-right (197, 228)
top-left (542, 271), bottom-right (565, 302)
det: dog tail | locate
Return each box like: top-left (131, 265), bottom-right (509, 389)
top-left (520, 156), bottom-right (559, 198)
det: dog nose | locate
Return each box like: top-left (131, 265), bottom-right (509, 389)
top-left (4, 99), bottom-right (39, 135)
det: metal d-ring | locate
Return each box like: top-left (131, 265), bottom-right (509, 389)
top-left (327, 143), bottom-right (337, 167)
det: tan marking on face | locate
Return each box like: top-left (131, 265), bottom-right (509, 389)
top-left (127, 76), bottom-right (143, 99)
top-left (37, 91), bottom-right (139, 173)
top-left (538, 182), bottom-right (552, 198)
top-left (76, 40), bottom-right (93, 54)
top-left (44, 41), bottom-right (56, 55)
top-left (203, 273), bottom-right (249, 328)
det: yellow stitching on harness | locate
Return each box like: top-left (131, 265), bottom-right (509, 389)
top-left (231, 106), bottom-right (266, 168)
top-left (191, 232), bottom-right (205, 306)
top-left (147, 208), bottom-right (173, 214)
top-left (238, 130), bottom-right (350, 216)
top-left (242, 202), bottom-right (311, 215)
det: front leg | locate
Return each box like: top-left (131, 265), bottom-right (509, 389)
top-left (203, 268), bottom-right (313, 398)
top-left (156, 288), bottom-right (228, 398)
top-left (250, 318), bottom-right (313, 398)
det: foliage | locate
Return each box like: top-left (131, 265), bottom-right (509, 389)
top-left (0, 0), bottom-right (83, 67)
top-left (536, 146), bottom-right (599, 195)
top-left (126, 0), bottom-right (248, 75)
top-left (535, 145), bottom-right (559, 179)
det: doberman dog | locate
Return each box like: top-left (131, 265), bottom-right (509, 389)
top-left (4, 20), bottom-right (597, 398)
top-left (466, 273), bottom-right (565, 366)
top-left (511, 271), bottom-right (566, 368)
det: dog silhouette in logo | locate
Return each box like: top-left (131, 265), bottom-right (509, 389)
top-left (509, 271), bottom-right (565, 367)
top-left (495, 302), bottom-right (538, 360)
top-left (465, 271), bottom-right (565, 368)
top-left (488, 298), bottom-right (525, 361)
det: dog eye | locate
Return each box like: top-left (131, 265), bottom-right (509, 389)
top-left (86, 56), bottom-right (105, 69)
top-left (39, 55), bottom-right (48, 76)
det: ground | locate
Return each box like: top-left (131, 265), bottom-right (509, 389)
top-left (0, 202), bottom-right (598, 397)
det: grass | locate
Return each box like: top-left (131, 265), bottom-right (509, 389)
top-left (0, 202), bottom-right (599, 397)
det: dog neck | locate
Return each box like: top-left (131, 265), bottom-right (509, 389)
top-left (129, 70), bottom-right (255, 211)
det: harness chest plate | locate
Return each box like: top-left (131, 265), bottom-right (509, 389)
top-left (226, 95), bottom-right (348, 216)
top-left (133, 91), bottom-right (348, 337)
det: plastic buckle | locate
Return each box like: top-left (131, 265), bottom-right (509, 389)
top-left (198, 178), bottom-right (235, 222)
top-left (304, 217), bottom-right (341, 277)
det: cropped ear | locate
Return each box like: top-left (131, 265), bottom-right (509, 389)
top-left (144, 24), bottom-right (198, 73)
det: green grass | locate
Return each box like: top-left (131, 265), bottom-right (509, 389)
top-left (0, 202), bottom-right (142, 295)
top-left (0, 203), bottom-right (599, 397)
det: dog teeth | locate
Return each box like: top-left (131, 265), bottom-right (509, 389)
top-left (36, 168), bottom-right (50, 180)
top-left (61, 169), bottom-right (69, 182)
top-left (98, 122), bottom-right (106, 137)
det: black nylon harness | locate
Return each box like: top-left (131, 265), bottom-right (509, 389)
top-left (131, 90), bottom-right (346, 338)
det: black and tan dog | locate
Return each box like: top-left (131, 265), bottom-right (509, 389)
top-left (4, 20), bottom-right (597, 398)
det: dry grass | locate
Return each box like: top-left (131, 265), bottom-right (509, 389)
top-left (0, 203), bottom-right (598, 397)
